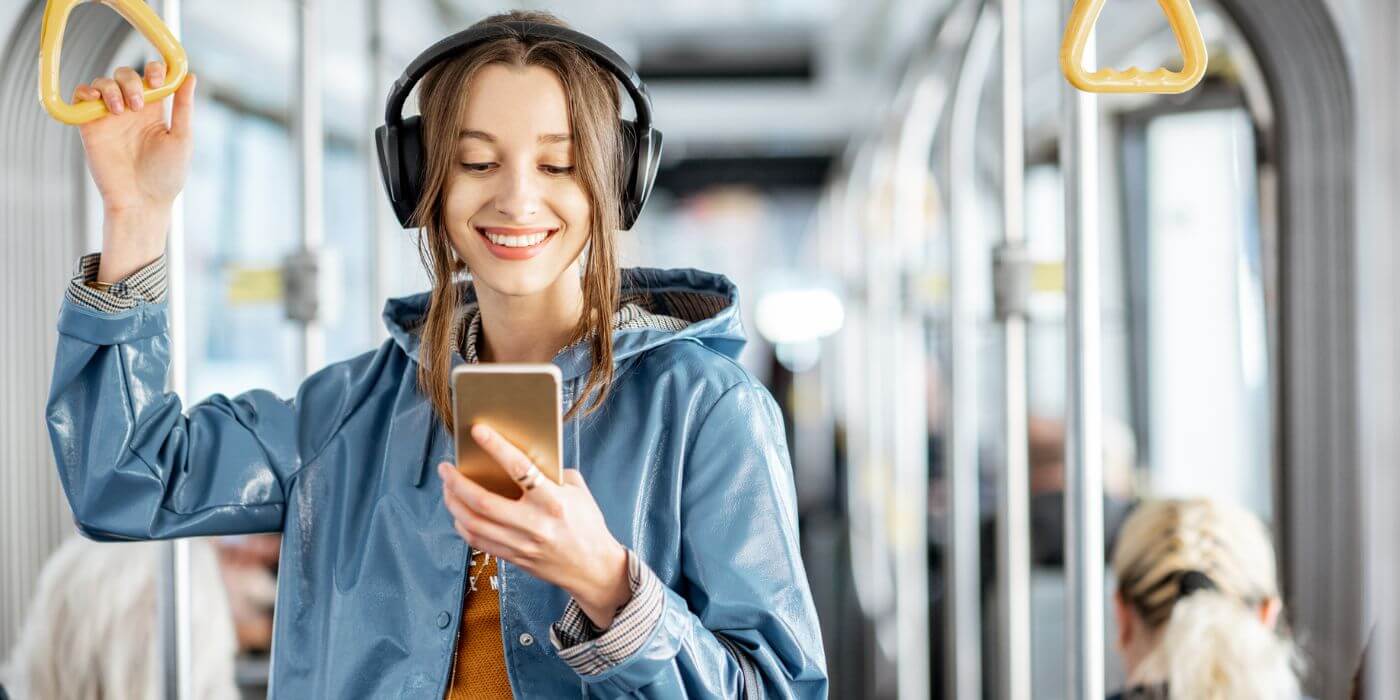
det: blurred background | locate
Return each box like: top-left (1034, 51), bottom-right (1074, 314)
top-left (2, 0), bottom-right (1399, 697)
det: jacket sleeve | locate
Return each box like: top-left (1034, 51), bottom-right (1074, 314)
top-left (551, 380), bottom-right (830, 698)
top-left (46, 254), bottom-right (341, 541)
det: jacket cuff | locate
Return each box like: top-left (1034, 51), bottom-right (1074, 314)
top-left (65, 252), bottom-right (169, 312)
top-left (58, 253), bottom-right (170, 345)
top-left (549, 549), bottom-right (665, 675)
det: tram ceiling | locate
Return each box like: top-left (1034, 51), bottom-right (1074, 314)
top-left (431, 0), bottom-right (958, 155)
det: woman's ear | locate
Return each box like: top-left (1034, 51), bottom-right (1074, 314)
top-left (1113, 589), bottom-right (1134, 651)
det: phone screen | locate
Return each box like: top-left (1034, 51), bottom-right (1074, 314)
top-left (450, 364), bottom-right (563, 498)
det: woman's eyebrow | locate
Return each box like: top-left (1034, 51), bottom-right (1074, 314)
top-left (458, 129), bottom-right (571, 144)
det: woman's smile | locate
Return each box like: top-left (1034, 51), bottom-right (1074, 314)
top-left (475, 225), bottom-right (561, 260)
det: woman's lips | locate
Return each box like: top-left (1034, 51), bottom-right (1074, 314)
top-left (476, 226), bottom-right (559, 261)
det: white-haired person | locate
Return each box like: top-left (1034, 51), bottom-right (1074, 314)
top-left (0, 536), bottom-right (239, 699)
top-left (1108, 498), bottom-right (1306, 700)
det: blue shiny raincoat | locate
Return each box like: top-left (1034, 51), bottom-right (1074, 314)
top-left (46, 267), bottom-right (829, 698)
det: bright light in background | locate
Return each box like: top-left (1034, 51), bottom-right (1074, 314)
top-left (756, 286), bottom-right (846, 345)
top-left (775, 339), bottom-right (822, 373)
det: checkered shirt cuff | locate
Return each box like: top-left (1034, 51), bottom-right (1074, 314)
top-left (549, 549), bottom-right (665, 675)
top-left (65, 253), bottom-right (168, 312)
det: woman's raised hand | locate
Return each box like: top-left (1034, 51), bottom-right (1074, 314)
top-left (74, 61), bottom-right (196, 217)
top-left (72, 61), bottom-right (197, 282)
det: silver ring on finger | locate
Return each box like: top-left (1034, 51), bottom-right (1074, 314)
top-left (518, 465), bottom-right (544, 492)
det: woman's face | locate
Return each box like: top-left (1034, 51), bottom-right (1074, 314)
top-left (443, 63), bottom-right (591, 297)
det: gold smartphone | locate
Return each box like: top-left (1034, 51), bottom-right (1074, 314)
top-left (451, 363), bottom-right (563, 499)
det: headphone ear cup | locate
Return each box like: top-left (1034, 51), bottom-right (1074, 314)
top-left (398, 116), bottom-right (425, 226)
top-left (639, 126), bottom-right (663, 210)
top-left (373, 116), bottom-right (425, 228)
top-left (619, 119), bottom-right (641, 228)
top-left (618, 120), bottom-right (662, 230)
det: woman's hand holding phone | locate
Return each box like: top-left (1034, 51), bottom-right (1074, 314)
top-left (438, 424), bottom-right (632, 629)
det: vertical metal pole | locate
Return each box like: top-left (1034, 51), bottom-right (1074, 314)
top-left (152, 1), bottom-right (191, 698)
top-left (296, 0), bottom-right (325, 375)
top-left (997, 0), bottom-right (1032, 697)
top-left (895, 263), bottom-right (931, 700)
top-left (947, 8), bottom-right (997, 698)
top-left (368, 0), bottom-right (389, 343)
top-left (1061, 2), bottom-right (1105, 698)
top-left (892, 80), bottom-right (937, 700)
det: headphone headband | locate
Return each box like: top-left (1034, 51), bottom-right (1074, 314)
top-left (374, 19), bottom-right (663, 230)
top-left (383, 21), bottom-right (653, 130)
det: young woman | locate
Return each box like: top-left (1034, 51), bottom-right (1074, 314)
top-left (1108, 498), bottom-right (1303, 699)
top-left (48, 10), bottom-right (828, 698)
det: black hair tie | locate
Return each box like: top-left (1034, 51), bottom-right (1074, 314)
top-left (1177, 570), bottom-right (1218, 598)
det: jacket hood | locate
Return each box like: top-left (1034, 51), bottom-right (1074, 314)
top-left (381, 267), bottom-right (748, 382)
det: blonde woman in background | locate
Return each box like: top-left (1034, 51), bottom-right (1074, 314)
top-left (1108, 498), bottom-right (1305, 699)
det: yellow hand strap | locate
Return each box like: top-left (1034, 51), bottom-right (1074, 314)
top-left (39, 0), bottom-right (188, 125)
top-left (1060, 0), bottom-right (1207, 94)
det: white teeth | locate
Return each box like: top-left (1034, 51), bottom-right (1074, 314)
top-left (483, 230), bottom-right (551, 247)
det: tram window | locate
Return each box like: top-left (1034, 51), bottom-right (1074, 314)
top-left (1126, 107), bottom-right (1271, 518)
top-left (621, 186), bottom-right (820, 380)
top-left (1022, 163), bottom-right (1134, 429)
top-left (322, 143), bottom-right (375, 364)
top-left (179, 99), bottom-right (378, 399)
top-left (183, 99), bottom-right (303, 399)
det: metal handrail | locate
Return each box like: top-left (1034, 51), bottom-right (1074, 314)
top-left (1060, 0), bottom-right (1106, 696)
top-left (945, 5), bottom-right (998, 698)
top-left (996, 0), bottom-right (1032, 696)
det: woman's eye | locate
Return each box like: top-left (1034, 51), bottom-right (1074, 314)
top-left (460, 162), bottom-right (494, 173)
top-left (542, 165), bottom-right (575, 176)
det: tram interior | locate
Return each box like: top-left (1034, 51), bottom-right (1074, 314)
top-left (3, 0), bottom-right (1398, 698)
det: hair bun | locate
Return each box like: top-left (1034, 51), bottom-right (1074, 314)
top-left (1177, 569), bottom-right (1218, 598)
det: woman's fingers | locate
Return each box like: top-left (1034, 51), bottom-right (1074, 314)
top-left (91, 77), bottom-right (124, 114)
top-left (453, 520), bottom-right (520, 562)
top-left (114, 66), bottom-right (145, 111)
top-left (170, 73), bottom-right (196, 139)
top-left (441, 478), bottom-right (477, 524)
top-left (439, 463), bottom-right (528, 524)
top-left (441, 468), bottom-right (541, 558)
top-left (469, 423), bottom-right (557, 499)
top-left (81, 64), bottom-right (172, 116)
top-left (71, 83), bottom-right (100, 103)
top-left (145, 60), bottom-right (165, 89)
top-left (445, 492), bottom-right (528, 557)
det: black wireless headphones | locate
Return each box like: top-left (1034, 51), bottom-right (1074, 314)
top-left (374, 21), bottom-right (663, 231)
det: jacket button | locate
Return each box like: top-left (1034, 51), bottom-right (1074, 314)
top-left (518, 632), bottom-right (535, 646)
top-left (437, 611), bottom-right (452, 629)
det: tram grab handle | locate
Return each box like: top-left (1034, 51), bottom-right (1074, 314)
top-left (39, 0), bottom-right (189, 125)
top-left (1060, 0), bottom-right (1207, 94)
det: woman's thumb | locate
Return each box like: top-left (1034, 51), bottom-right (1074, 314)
top-left (562, 469), bottom-right (586, 487)
top-left (170, 72), bottom-right (196, 138)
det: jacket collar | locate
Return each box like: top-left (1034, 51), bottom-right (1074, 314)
top-left (381, 267), bottom-right (748, 380)
top-left (381, 267), bottom-right (748, 487)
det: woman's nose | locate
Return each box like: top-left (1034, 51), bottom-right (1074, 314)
top-left (493, 166), bottom-right (541, 219)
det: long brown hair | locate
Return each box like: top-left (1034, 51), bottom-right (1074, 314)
top-left (409, 10), bottom-right (624, 429)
